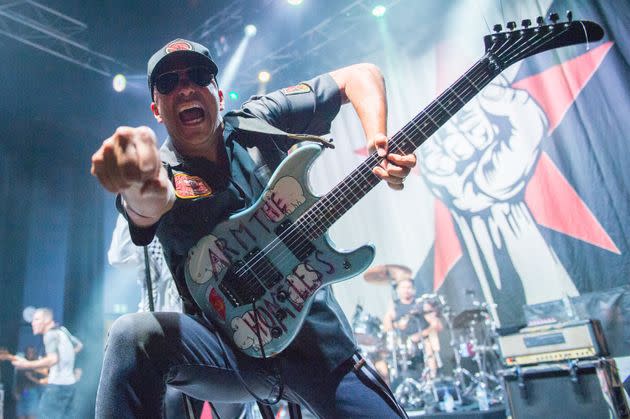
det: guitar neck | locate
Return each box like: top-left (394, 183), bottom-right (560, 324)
top-left (301, 55), bottom-right (500, 237)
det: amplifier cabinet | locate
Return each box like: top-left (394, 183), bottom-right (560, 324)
top-left (501, 358), bottom-right (629, 419)
top-left (498, 319), bottom-right (608, 366)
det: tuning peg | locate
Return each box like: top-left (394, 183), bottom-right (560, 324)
top-left (566, 10), bottom-right (573, 22)
top-left (549, 12), bottom-right (559, 23)
top-left (536, 16), bottom-right (545, 26)
top-left (506, 21), bottom-right (517, 30)
top-left (521, 19), bottom-right (532, 28)
top-left (493, 24), bottom-right (502, 33)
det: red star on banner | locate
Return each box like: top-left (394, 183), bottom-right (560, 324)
top-left (432, 42), bottom-right (618, 290)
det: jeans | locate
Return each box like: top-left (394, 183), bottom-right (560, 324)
top-left (39, 384), bottom-right (76, 419)
top-left (96, 312), bottom-right (404, 418)
top-left (15, 386), bottom-right (42, 416)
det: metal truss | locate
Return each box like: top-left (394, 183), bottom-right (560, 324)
top-left (235, 0), bottom-right (403, 90)
top-left (188, 0), bottom-right (274, 59)
top-left (0, 0), bottom-right (129, 77)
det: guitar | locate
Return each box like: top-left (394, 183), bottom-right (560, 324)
top-left (184, 13), bottom-right (604, 358)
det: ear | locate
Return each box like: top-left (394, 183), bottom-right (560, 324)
top-left (218, 89), bottom-right (225, 112)
top-left (151, 102), bottom-right (163, 123)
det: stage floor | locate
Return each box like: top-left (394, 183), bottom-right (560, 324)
top-left (406, 405), bottom-right (506, 418)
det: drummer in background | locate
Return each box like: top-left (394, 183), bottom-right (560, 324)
top-left (382, 277), bottom-right (444, 379)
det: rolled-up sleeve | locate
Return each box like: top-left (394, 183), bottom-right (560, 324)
top-left (241, 73), bottom-right (342, 136)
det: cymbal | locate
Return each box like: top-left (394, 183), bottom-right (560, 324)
top-left (364, 264), bottom-right (412, 284)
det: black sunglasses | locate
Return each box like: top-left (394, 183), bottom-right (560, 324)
top-left (153, 66), bottom-right (214, 95)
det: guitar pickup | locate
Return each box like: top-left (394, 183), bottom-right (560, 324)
top-left (275, 220), bottom-right (316, 261)
top-left (218, 249), bottom-right (284, 307)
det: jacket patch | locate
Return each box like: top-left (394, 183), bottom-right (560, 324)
top-left (165, 40), bottom-right (193, 54)
top-left (174, 173), bottom-right (212, 199)
top-left (281, 83), bottom-right (311, 95)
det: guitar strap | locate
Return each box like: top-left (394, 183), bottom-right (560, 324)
top-left (224, 113), bottom-right (334, 187)
top-left (224, 113), bottom-right (334, 150)
top-left (143, 245), bottom-right (155, 312)
top-left (348, 352), bottom-right (409, 418)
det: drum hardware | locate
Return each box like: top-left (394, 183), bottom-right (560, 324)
top-left (358, 267), bottom-right (505, 412)
top-left (445, 302), bottom-right (504, 409)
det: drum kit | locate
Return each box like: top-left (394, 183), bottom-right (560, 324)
top-left (353, 264), bottom-right (503, 413)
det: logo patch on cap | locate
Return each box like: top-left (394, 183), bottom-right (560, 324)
top-left (173, 173), bottom-right (212, 199)
top-left (281, 83), bottom-right (311, 95)
top-left (165, 40), bottom-right (193, 54)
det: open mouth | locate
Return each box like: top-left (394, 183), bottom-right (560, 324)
top-left (178, 105), bottom-right (205, 125)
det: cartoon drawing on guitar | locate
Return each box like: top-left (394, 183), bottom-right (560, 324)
top-left (184, 14), bottom-right (604, 358)
top-left (186, 149), bottom-right (375, 356)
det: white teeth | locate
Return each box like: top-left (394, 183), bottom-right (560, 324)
top-left (178, 103), bottom-right (203, 112)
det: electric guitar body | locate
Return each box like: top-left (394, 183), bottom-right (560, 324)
top-left (185, 145), bottom-right (374, 357)
top-left (184, 14), bottom-right (604, 358)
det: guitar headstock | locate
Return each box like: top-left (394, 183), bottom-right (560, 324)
top-left (484, 11), bottom-right (604, 70)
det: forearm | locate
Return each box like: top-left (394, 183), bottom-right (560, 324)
top-left (329, 63), bottom-right (387, 143)
top-left (25, 355), bottom-right (57, 370)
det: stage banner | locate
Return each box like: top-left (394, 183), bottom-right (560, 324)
top-left (412, 0), bottom-right (630, 334)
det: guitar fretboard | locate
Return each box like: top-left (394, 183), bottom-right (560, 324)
top-left (298, 56), bottom-right (501, 239)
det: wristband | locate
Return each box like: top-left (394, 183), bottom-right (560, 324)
top-left (124, 200), bottom-right (151, 219)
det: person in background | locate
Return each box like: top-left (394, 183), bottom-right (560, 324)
top-left (13, 346), bottom-right (47, 419)
top-left (108, 213), bottom-right (182, 313)
top-left (12, 308), bottom-right (82, 419)
top-left (382, 278), bottom-right (444, 381)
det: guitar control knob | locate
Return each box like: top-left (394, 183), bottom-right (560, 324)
top-left (506, 21), bottom-right (516, 31)
top-left (536, 16), bottom-right (545, 26)
top-left (549, 12), bottom-right (559, 23)
top-left (275, 309), bottom-right (287, 321)
top-left (521, 19), bottom-right (531, 29)
top-left (271, 327), bottom-right (283, 338)
top-left (276, 290), bottom-right (288, 302)
top-left (493, 24), bottom-right (502, 33)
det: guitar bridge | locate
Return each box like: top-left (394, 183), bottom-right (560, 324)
top-left (275, 220), bottom-right (316, 260)
top-left (218, 248), bottom-right (283, 307)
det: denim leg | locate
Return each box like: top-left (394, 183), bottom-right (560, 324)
top-left (39, 384), bottom-right (76, 419)
top-left (96, 312), bottom-right (275, 419)
top-left (280, 357), bottom-right (405, 419)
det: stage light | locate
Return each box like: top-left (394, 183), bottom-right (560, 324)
top-left (228, 91), bottom-right (239, 100)
top-left (287, 0), bottom-right (303, 5)
top-left (244, 24), bottom-right (257, 37)
top-left (372, 5), bottom-right (386, 17)
top-left (258, 71), bottom-right (271, 83)
top-left (113, 74), bottom-right (127, 92)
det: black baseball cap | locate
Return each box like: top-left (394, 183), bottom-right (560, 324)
top-left (147, 38), bottom-right (219, 98)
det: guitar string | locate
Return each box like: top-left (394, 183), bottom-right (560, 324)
top-left (229, 22), bottom-right (574, 300)
top-left (235, 21), bottom-right (563, 278)
top-left (231, 24), bottom-right (574, 307)
top-left (226, 23), bottom-right (577, 301)
top-left (233, 59), bottom-right (494, 287)
top-left (250, 21), bottom-right (571, 266)
top-left (235, 24), bottom-right (560, 279)
top-left (298, 23), bottom-right (569, 238)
